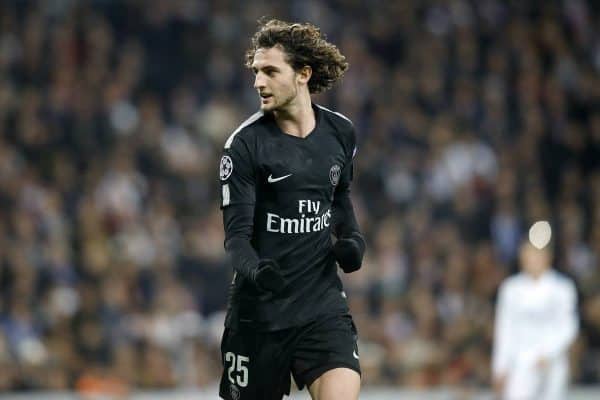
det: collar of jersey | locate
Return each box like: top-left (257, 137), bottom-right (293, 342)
top-left (268, 103), bottom-right (321, 141)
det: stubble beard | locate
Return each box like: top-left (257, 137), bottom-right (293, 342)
top-left (264, 84), bottom-right (298, 114)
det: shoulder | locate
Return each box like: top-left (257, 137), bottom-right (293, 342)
top-left (549, 271), bottom-right (577, 293)
top-left (315, 104), bottom-right (356, 155)
top-left (223, 110), bottom-right (266, 150)
top-left (496, 274), bottom-right (524, 307)
top-left (499, 274), bottom-right (523, 293)
top-left (316, 103), bottom-right (354, 133)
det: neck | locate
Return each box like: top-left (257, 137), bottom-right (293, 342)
top-left (273, 90), bottom-right (315, 138)
top-left (528, 269), bottom-right (548, 280)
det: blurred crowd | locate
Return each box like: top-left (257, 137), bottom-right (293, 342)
top-left (0, 0), bottom-right (599, 393)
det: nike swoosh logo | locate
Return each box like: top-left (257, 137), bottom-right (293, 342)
top-left (268, 174), bottom-right (292, 183)
top-left (353, 350), bottom-right (360, 360)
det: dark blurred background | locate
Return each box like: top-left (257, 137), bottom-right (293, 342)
top-left (0, 0), bottom-right (599, 394)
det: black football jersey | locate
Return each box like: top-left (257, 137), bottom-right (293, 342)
top-left (219, 104), bottom-right (357, 331)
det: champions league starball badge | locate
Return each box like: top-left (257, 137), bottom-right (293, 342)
top-left (220, 155), bottom-right (233, 181)
top-left (329, 164), bottom-right (341, 186)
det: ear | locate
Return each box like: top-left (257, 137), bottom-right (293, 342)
top-left (296, 65), bottom-right (312, 86)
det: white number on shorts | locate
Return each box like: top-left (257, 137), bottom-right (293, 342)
top-left (225, 352), bottom-right (236, 384)
top-left (225, 352), bottom-right (249, 387)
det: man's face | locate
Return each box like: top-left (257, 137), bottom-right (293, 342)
top-left (251, 46), bottom-right (299, 112)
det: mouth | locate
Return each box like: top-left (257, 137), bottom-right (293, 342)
top-left (260, 93), bottom-right (273, 103)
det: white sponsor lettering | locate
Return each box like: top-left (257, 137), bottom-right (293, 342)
top-left (298, 200), bottom-right (320, 214)
top-left (266, 210), bottom-right (331, 234)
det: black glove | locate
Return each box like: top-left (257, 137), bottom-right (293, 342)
top-left (333, 233), bottom-right (365, 273)
top-left (249, 259), bottom-right (285, 293)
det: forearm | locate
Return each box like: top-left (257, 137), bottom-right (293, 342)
top-left (223, 205), bottom-right (284, 292)
top-left (492, 328), bottom-right (512, 377)
top-left (541, 312), bottom-right (578, 359)
top-left (492, 339), bottom-right (512, 377)
top-left (331, 189), bottom-right (365, 272)
top-left (225, 236), bottom-right (260, 279)
top-left (331, 188), bottom-right (361, 238)
top-left (540, 284), bottom-right (579, 360)
top-left (223, 205), bottom-right (259, 278)
top-left (492, 289), bottom-right (513, 376)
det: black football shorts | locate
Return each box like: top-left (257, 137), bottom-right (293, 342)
top-left (219, 313), bottom-right (361, 400)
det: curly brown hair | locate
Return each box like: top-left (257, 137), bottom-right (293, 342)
top-left (245, 18), bottom-right (349, 94)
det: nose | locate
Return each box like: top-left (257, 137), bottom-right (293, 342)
top-left (254, 72), bottom-right (265, 91)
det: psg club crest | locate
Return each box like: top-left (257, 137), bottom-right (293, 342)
top-left (329, 164), bottom-right (341, 186)
top-left (220, 155), bottom-right (233, 181)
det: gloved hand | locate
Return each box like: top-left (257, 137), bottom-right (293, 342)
top-left (333, 233), bottom-right (365, 273)
top-left (250, 259), bottom-right (285, 293)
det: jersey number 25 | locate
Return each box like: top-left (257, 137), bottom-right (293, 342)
top-left (225, 352), bottom-right (249, 387)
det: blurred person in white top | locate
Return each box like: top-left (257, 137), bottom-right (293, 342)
top-left (492, 241), bottom-right (578, 400)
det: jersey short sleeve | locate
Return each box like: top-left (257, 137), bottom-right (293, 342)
top-left (219, 135), bottom-right (256, 209)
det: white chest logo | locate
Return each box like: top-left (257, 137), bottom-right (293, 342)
top-left (220, 155), bottom-right (233, 181)
top-left (330, 164), bottom-right (341, 186)
top-left (268, 174), bottom-right (292, 183)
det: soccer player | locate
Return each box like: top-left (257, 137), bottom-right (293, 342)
top-left (217, 19), bottom-right (365, 400)
top-left (492, 241), bottom-right (579, 400)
